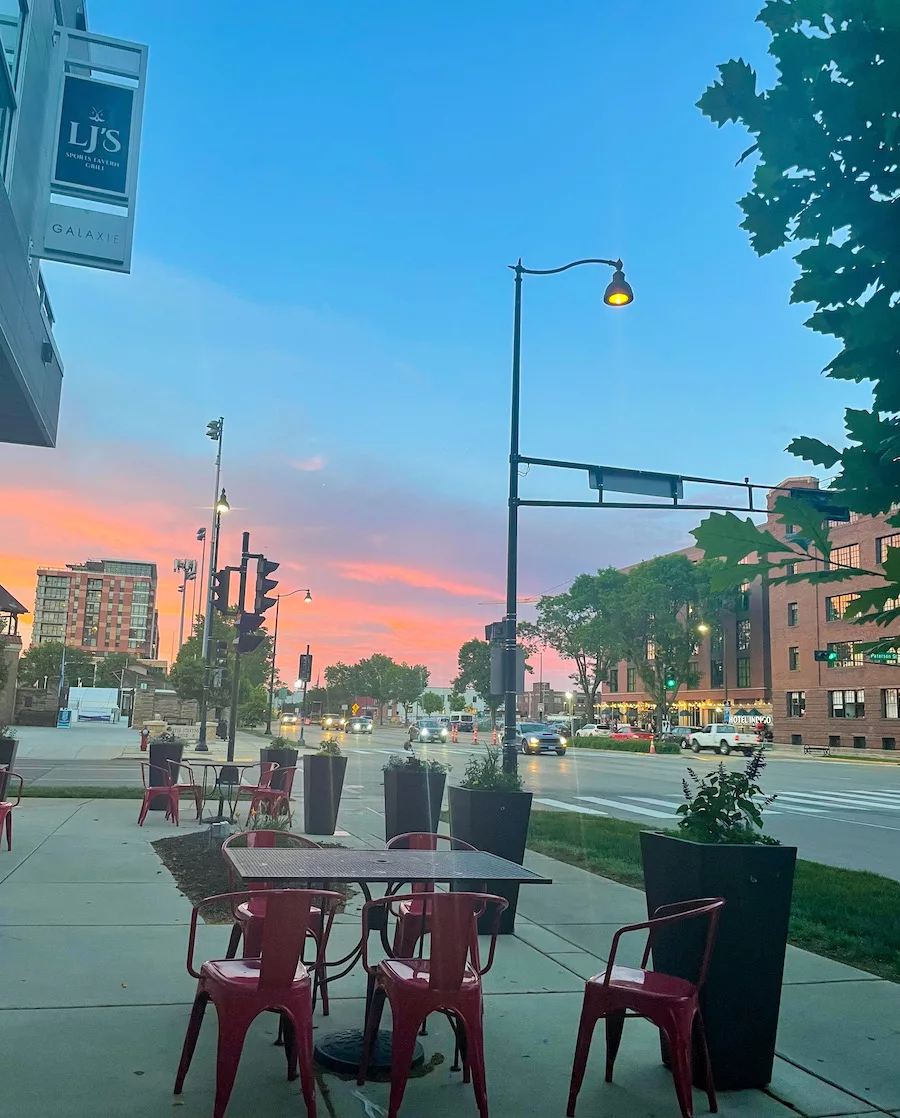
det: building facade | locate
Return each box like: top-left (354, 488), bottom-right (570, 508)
top-left (32, 558), bottom-right (159, 658)
top-left (767, 478), bottom-right (900, 751)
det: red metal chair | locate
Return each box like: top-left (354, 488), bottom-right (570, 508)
top-left (137, 761), bottom-right (180, 826)
top-left (566, 897), bottom-right (726, 1118)
top-left (236, 762), bottom-right (285, 818)
top-left (175, 888), bottom-right (342, 1118)
top-left (384, 831), bottom-right (477, 958)
top-left (358, 891), bottom-right (508, 1118)
top-left (168, 759), bottom-right (203, 821)
top-left (0, 772), bottom-right (23, 851)
top-left (247, 766), bottom-right (297, 825)
top-left (221, 830), bottom-right (332, 1014)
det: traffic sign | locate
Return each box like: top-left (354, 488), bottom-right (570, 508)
top-left (868, 650), bottom-right (898, 663)
top-left (351, 703), bottom-right (360, 715)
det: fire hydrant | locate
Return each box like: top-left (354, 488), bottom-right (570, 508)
top-left (140, 727), bottom-right (149, 752)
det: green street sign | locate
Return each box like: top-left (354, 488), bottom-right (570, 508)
top-left (868, 651), bottom-right (898, 663)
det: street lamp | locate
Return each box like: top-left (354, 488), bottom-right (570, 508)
top-left (173, 558), bottom-right (197, 653)
top-left (197, 415), bottom-right (226, 750)
top-left (265, 589), bottom-right (312, 735)
top-left (503, 256), bottom-right (632, 775)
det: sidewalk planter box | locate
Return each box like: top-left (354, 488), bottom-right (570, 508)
top-left (260, 746), bottom-right (299, 791)
top-left (302, 754), bottom-right (347, 835)
top-left (640, 830), bottom-right (797, 1090)
top-left (0, 735), bottom-right (18, 801)
top-left (448, 785), bottom-right (533, 935)
top-left (383, 768), bottom-right (446, 842)
top-left (147, 738), bottom-right (184, 812)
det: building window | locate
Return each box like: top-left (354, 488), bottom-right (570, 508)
top-left (736, 619), bottom-right (751, 652)
top-left (787, 602), bottom-right (798, 627)
top-left (785, 562), bottom-right (796, 577)
top-left (738, 581), bottom-right (751, 611)
top-left (853, 736), bottom-right (866, 750)
top-left (876, 533), bottom-right (900, 564)
top-left (826, 543), bottom-right (860, 571)
top-left (827, 511), bottom-right (860, 527)
top-left (736, 657), bottom-right (751, 688)
top-left (710, 659), bottom-right (723, 688)
top-left (826, 641), bottom-right (865, 667)
top-left (883, 737), bottom-right (896, 751)
top-left (787, 691), bottom-right (806, 718)
top-left (791, 733), bottom-right (803, 745)
top-left (607, 667), bottom-right (618, 692)
top-left (829, 689), bottom-right (865, 718)
top-left (789, 646), bottom-right (799, 671)
top-left (825, 593), bottom-right (860, 622)
top-left (626, 666), bottom-right (637, 692)
top-left (829, 735), bottom-right (841, 749)
top-left (883, 689), bottom-right (899, 719)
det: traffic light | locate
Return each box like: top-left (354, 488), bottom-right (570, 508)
top-left (254, 558), bottom-right (279, 616)
top-left (214, 640), bottom-right (228, 668)
top-left (789, 487), bottom-right (850, 523)
top-left (212, 569), bottom-right (230, 613)
top-left (238, 611), bottom-right (265, 654)
top-left (665, 673), bottom-right (677, 689)
top-left (206, 418), bottom-right (222, 441)
top-left (814, 649), bottom-right (839, 662)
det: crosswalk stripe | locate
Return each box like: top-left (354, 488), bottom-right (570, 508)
top-left (845, 790), bottom-right (900, 799)
top-left (535, 798), bottom-right (607, 816)
top-left (627, 796), bottom-right (684, 809)
top-left (777, 791), bottom-right (900, 811)
top-left (577, 796), bottom-right (675, 820)
top-left (771, 802), bottom-right (826, 814)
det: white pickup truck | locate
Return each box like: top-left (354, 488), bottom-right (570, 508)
top-left (686, 724), bottom-right (762, 757)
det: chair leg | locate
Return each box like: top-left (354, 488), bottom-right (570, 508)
top-left (357, 987), bottom-right (387, 1087)
top-left (137, 793), bottom-right (151, 826)
top-left (695, 1013), bottom-right (717, 1114)
top-left (172, 792), bottom-right (180, 826)
top-left (212, 1005), bottom-right (255, 1118)
top-left (174, 991), bottom-right (209, 1093)
top-left (291, 1008), bottom-right (318, 1118)
top-left (281, 1013), bottom-right (299, 1080)
top-left (605, 1011), bottom-right (626, 1082)
top-left (385, 1006), bottom-right (425, 1118)
top-left (567, 1000), bottom-right (599, 1118)
top-left (4, 808), bottom-right (12, 851)
top-left (194, 789), bottom-right (203, 820)
top-left (457, 1006), bottom-right (487, 1118)
top-left (225, 923), bottom-right (243, 959)
top-left (664, 1019), bottom-right (696, 1118)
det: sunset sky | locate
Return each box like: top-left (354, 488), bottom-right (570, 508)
top-left (0, 1), bottom-right (867, 687)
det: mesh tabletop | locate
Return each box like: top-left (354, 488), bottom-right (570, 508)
top-left (224, 847), bottom-right (551, 885)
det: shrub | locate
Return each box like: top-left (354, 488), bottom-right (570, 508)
top-left (575, 735), bottom-right (679, 755)
top-left (459, 746), bottom-right (524, 792)
top-left (677, 749), bottom-right (778, 844)
top-left (383, 753), bottom-right (450, 775)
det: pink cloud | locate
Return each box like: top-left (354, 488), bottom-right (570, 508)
top-left (333, 561), bottom-right (498, 599)
top-left (289, 455), bottom-right (326, 472)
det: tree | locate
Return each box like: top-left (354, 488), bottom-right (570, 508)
top-left (391, 662), bottom-right (430, 722)
top-left (419, 691), bottom-right (445, 715)
top-left (322, 663), bottom-right (356, 711)
top-left (447, 691), bottom-right (467, 711)
top-left (92, 653), bottom-right (132, 690)
top-left (694, 3), bottom-right (900, 638)
top-left (349, 653), bottom-right (399, 723)
top-left (237, 680), bottom-right (267, 728)
top-left (519, 568), bottom-right (626, 721)
top-left (453, 639), bottom-right (503, 724)
top-left (17, 642), bottom-right (95, 690)
top-left (606, 555), bottom-right (708, 733)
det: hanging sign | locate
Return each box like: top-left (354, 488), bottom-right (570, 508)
top-left (53, 76), bottom-right (134, 199)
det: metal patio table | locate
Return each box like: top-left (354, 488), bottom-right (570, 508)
top-left (222, 845), bottom-right (551, 1073)
top-left (182, 760), bottom-right (258, 825)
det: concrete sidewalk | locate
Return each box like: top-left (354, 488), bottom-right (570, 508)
top-left (0, 796), bottom-right (896, 1118)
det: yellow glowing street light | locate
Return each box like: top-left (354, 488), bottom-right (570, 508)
top-left (304, 591), bottom-right (312, 603)
top-left (603, 265), bottom-right (635, 307)
top-left (215, 488), bottom-right (230, 514)
top-left (697, 622), bottom-right (710, 634)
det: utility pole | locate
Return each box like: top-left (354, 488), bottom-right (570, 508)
top-left (226, 532), bottom-right (251, 765)
top-left (197, 417), bottom-right (224, 750)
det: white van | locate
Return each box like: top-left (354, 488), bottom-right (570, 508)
top-left (449, 713), bottom-right (476, 733)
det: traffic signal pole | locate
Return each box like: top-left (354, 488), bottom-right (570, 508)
top-left (226, 532), bottom-right (251, 766)
top-left (198, 417), bottom-right (224, 751)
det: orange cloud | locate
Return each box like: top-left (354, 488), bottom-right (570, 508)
top-left (289, 456), bottom-right (326, 472)
top-left (333, 561), bottom-right (497, 599)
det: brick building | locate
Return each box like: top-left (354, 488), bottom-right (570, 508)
top-left (767, 478), bottom-right (900, 751)
top-left (32, 559), bottom-right (159, 658)
top-left (601, 546), bottom-right (772, 729)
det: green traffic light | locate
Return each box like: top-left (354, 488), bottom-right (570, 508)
top-left (665, 677), bottom-right (676, 688)
top-left (827, 650), bottom-right (838, 661)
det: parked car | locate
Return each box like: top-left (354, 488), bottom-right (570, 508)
top-left (320, 713), bottom-right (347, 731)
top-left (610, 725), bottom-right (654, 741)
top-left (575, 723), bottom-right (607, 738)
top-left (666, 725), bottom-right (702, 743)
top-left (687, 723), bottom-right (761, 756)
top-left (347, 715), bottom-right (373, 734)
top-left (516, 722), bottom-right (567, 756)
top-left (408, 718), bottom-right (450, 744)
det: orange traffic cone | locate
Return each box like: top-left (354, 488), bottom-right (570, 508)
top-left (473, 725), bottom-right (479, 745)
top-left (649, 740), bottom-right (656, 755)
top-left (492, 728), bottom-right (498, 745)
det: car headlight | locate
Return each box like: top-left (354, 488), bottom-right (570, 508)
top-left (559, 737), bottom-right (567, 746)
top-left (529, 737), bottom-right (539, 745)
top-left (440, 729), bottom-right (448, 736)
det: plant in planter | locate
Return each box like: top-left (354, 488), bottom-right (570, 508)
top-left (448, 746), bottom-right (531, 934)
top-left (302, 737), bottom-right (347, 835)
top-left (0, 724), bottom-right (17, 801)
top-left (259, 736), bottom-right (300, 791)
top-left (640, 749), bottom-right (796, 1091)
top-left (382, 753), bottom-right (450, 842)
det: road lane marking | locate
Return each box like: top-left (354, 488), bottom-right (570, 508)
top-left (577, 796), bottom-right (675, 820)
top-left (535, 798), bottom-right (607, 816)
top-left (777, 791), bottom-right (900, 811)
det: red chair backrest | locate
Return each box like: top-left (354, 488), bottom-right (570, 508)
top-left (422, 892), bottom-right (505, 991)
top-left (256, 890), bottom-right (319, 990)
top-left (274, 766), bottom-right (297, 797)
top-left (647, 897), bottom-right (726, 990)
top-left (141, 761), bottom-right (173, 790)
top-left (221, 830), bottom-right (321, 912)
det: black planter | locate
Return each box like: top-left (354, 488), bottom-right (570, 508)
top-left (640, 831), bottom-right (796, 1091)
top-left (447, 785), bottom-right (533, 934)
top-left (0, 736), bottom-right (18, 801)
top-left (147, 739), bottom-right (185, 811)
top-left (260, 746), bottom-right (300, 791)
top-left (383, 769), bottom-right (446, 842)
top-left (302, 754), bottom-right (348, 835)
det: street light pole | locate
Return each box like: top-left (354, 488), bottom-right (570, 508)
top-left (265, 589), bottom-right (312, 736)
top-left (198, 418), bottom-right (225, 750)
top-left (502, 257), bottom-right (633, 775)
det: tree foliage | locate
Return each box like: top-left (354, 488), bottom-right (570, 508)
top-left (519, 568), bottom-right (626, 717)
top-left (18, 642), bottom-right (95, 689)
top-left (323, 655), bottom-right (429, 722)
top-left (419, 691), bottom-right (446, 715)
top-left (169, 613), bottom-right (273, 705)
top-left (453, 638), bottom-right (502, 721)
top-left (695, 2), bottom-right (900, 642)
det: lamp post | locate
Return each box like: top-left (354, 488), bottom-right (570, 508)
top-left (197, 481), bottom-right (230, 751)
top-left (192, 527), bottom-right (206, 638)
top-left (265, 589), bottom-right (312, 735)
top-left (173, 558), bottom-right (197, 652)
top-left (503, 257), bottom-right (633, 774)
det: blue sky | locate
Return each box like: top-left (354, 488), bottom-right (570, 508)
top-left (1, 0), bottom-right (869, 681)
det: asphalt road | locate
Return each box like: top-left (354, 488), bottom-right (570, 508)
top-left (12, 721), bottom-right (900, 881)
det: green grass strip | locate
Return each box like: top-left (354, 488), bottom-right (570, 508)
top-left (20, 785), bottom-right (145, 799)
top-left (527, 811), bottom-right (900, 983)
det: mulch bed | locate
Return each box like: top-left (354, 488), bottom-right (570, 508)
top-left (152, 831), bottom-right (354, 923)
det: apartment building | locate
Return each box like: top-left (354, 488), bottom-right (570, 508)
top-left (767, 478), bottom-right (900, 751)
top-left (32, 558), bottom-right (158, 657)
